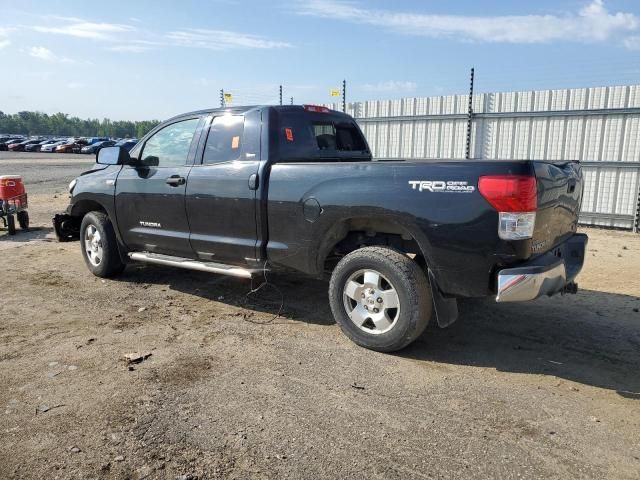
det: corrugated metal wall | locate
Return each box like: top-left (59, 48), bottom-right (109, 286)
top-left (326, 85), bottom-right (640, 231)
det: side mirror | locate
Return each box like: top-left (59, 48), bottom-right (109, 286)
top-left (96, 146), bottom-right (131, 165)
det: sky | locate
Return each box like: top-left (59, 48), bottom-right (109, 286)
top-left (1, 0), bottom-right (640, 120)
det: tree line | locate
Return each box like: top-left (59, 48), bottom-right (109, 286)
top-left (0, 111), bottom-right (160, 139)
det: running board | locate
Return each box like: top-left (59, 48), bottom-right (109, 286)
top-left (128, 252), bottom-right (261, 279)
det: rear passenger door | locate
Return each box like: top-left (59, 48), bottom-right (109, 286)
top-left (185, 110), bottom-right (261, 265)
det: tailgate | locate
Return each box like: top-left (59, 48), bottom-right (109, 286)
top-left (531, 161), bottom-right (582, 255)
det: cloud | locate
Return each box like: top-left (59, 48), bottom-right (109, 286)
top-left (24, 16), bottom-right (290, 54)
top-left (0, 27), bottom-right (12, 49)
top-left (166, 29), bottom-right (292, 49)
top-left (362, 80), bottom-right (417, 93)
top-left (28, 46), bottom-right (75, 63)
top-left (106, 44), bottom-right (152, 53)
top-left (296, 0), bottom-right (638, 45)
top-left (623, 35), bottom-right (640, 50)
top-left (32, 18), bottom-right (134, 40)
top-left (66, 81), bottom-right (84, 89)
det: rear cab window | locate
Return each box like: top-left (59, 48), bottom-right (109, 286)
top-left (276, 109), bottom-right (371, 162)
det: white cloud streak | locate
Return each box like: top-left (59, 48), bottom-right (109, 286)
top-left (166, 29), bottom-right (292, 50)
top-left (32, 18), bottom-right (135, 40)
top-left (296, 0), bottom-right (639, 45)
top-left (25, 16), bottom-right (291, 53)
top-left (106, 44), bottom-right (152, 53)
top-left (28, 46), bottom-right (75, 63)
top-left (0, 27), bottom-right (12, 49)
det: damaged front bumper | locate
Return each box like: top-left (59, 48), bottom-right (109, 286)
top-left (496, 233), bottom-right (587, 303)
top-left (52, 207), bottom-right (80, 242)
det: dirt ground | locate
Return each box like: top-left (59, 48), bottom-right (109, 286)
top-left (1, 153), bottom-right (639, 479)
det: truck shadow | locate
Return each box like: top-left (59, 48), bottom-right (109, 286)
top-left (121, 264), bottom-right (335, 327)
top-left (403, 291), bottom-right (640, 398)
top-left (120, 265), bottom-right (640, 397)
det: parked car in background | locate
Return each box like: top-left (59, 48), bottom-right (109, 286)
top-left (41, 140), bottom-right (70, 153)
top-left (8, 139), bottom-right (42, 152)
top-left (0, 137), bottom-right (26, 151)
top-left (55, 140), bottom-right (83, 153)
top-left (0, 135), bottom-right (21, 145)
top-left (86, 137), bottom-right (110, 145)
top-left (25, 139), bottom-right (59, 152)
top-left (114, 138), bottom-right (138, 152)
top-left (81, 140), bottom-right (115, 154)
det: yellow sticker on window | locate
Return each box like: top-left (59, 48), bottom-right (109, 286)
top-left (231, 136), bottom-right (240, 149)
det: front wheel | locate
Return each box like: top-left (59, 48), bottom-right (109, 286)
top-left (329, 246), bottom-right (432, 352)
top-left (80, 211), bottom-right (125, 278)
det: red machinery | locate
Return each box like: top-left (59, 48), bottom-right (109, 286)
top-left (0, 175), bottom-right (29, 235)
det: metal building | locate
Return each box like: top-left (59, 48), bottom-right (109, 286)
top-left (327, 85), bottom-right (640, 232)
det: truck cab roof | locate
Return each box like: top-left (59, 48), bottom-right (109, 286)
top-left (166, 105), bottom-right (350, 123)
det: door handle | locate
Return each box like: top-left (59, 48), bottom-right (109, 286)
top-left (248, 173), bottom-right (259, 190)
top-left (166, 175), bottom-right (186, 187)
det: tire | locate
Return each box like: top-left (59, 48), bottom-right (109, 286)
top-left (329, 246), bottom-right (432, 352)
top-left (7, 214), bottom-right (16, 235)
top-left (80, 211), bottom-right (125, 278)
top-left (17, 211), bottom-right (29, 230)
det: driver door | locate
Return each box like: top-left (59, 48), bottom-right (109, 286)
top-left (115, 116), bottom-right (202, 257)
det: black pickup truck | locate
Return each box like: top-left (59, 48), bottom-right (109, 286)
top-left (54, 105), bottom-right (587, 352)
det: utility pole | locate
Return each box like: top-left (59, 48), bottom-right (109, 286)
top-left (342, 79), bottom-right (346, 113)
top-left (220, 89), bottom-right (225, 108)
top-left (465, 68), bottom-right (475, 160)
top-left (279, 85), bottom-right (283, 106)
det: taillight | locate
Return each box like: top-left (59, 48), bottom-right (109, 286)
top-left (303, 105), bottom-right (330, 113)
top-left (478, 175), bottom-right (537, 240)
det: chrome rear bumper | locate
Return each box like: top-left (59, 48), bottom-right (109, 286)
top-left (496, 233), bottom-right (587, 303)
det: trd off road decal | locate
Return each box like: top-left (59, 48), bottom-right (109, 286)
top-left (408, 180), bottom-right (475, 193)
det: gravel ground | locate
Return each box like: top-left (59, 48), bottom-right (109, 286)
top-left (0, 152), bottom-right (639, 479)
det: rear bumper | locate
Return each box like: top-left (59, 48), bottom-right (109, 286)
top-left (496, 233), bottom-right (587, 303)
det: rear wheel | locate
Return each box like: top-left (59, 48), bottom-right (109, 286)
top-left (17, 211), bottom-right (29, 229)
top-left (329, 246), bottom-right (432, 352)
top-left (80, 211), bottom-right (125, 277)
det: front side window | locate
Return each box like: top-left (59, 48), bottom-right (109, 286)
top-left (202, 115), bottom-right (244, 164)
top-left (140, 118), bottom-right (199, 167)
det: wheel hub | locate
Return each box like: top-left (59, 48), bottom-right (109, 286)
top-left (84, 224), bottom-right (103, 267)
top-left (342, 269), bottom-right (400, 335)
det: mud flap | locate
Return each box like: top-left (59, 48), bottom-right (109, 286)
top-left (428, 269), bottom-right (458, 328)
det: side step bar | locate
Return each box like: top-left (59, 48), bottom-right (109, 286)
top-left (128, 252), bottom-right (262, 279)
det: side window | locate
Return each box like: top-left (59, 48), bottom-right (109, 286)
top-left (202, 115), bottom-right (244, 164)
top-left (140, 118), bottom-right (199, 167)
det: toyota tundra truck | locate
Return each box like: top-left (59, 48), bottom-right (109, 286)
top-left (53, 105), bottom-right (587, 352)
